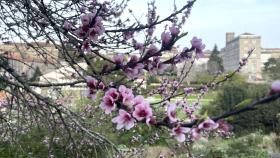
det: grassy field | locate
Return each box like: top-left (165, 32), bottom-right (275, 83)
top-left (147, 92), bottom-right (216, 106)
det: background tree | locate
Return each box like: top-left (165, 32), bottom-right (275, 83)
top-left (207, 44), bottom-right (224, 74)
top-left (263, 57), bottom-right (280, 80)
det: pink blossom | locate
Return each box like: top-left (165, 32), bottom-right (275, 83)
top-left (271, 80), bottom-right (280, 94)
top-left (171, 126), bottom-right (190, 142)
top-left (147, 44), bottom-right (159, 56)
top-left (124, 63), bottom-right (144, 79)
top-left (85, 89), bottom-right (96, 100)
top-left (93, 17), bottom-right (105, 35)
top-left (184, 87), bottom-right (194, 95)
top-left (87, 17), bottom-right (104, 42)
top-left (146, 116), bottom-right (157, 126)
top-left (173, 48), bottom-right (192, 63)
top-left (113, 54), bottom-right (124, 65)
top-left (74, 28), bottom-right (87, 39)
top-left (123, 31), bottom-right (134, 40)
top-left (100, 96), bottom-right (116, 114)
top-left (133, 102), bottom-right (153, 121)
top-left (133, 95), bottom-right (145, 105)
top-left (173, 81), bottom-right (179, 88)
top-left (198, 118), bottom-right (219, 131)
top-left (79, 6), bottom-right (86, 13)
top-left (98, 82), bottom-right (105, 90)
top-left (88, 28), bottom-right (99, 42)
top-left (85, 76), bottom-right (97, 89)
top-left (169, 25), bottom-right (180, 36)
top-left (81, 13), bottom-right (93, 26)
top-left (148, 57), bottom-right (167, 74)
top-left (161, 32), bottom-right (171, 46)
top-left (190, 128), bottom-right (201, 141)
top-left (133, 42), bottom-right (144, 51)
top-left (82, 40), bottom-right (91, 53)
top-left (129, 55), bottom-right (139, 63)
top-left (118, 85), bottom-right (134, 106)
top-left (112, 109), bottom-right (135, 130)
top-left (105, 88), bottom-right (119, 101)
top-left (167, 104), bottom-right (178, 123)
top-left (190, 37), bottom-right (205, 58)
top-left (63, 21), bottom-right (73, 30)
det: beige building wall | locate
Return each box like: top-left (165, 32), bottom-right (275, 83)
top-left (221, 33), bottom-right (263, 81)
top-left (261, 48), bottom-right (280, 68)
top-left (238, 35), bottom-right (262, 80)
top-left (221, 38), bottom-right (240, 72)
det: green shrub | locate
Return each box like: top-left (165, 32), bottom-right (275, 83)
top-left (201, 79), bottom-right (280, 135)
top-left (192, 133), bottom-right (270, 158)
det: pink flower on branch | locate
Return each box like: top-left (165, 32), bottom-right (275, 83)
top-left (85, 89), bottom-right (96, 100)
top-left (271, 80), bottom-right (280, 94)
top-left (133, 102), bottom-right (153, 121)
top-left (146, 116), bottom-right (157, 126)
top-left (112, 109), bottom-right (135, 130)
top-left (82, 40), bottom-right (91, 53)
top-left (171, 126), bottom-right (190, 142)
top-left (191, 36), bottom-right (205, 58)
top-left (133, 42), bottom-right (144, 51)
top-left (167, 104), bottom-right (178, 123)
top-left (98, 82), bottom-right (105, 90)
top-left (113, 54), bottom-right (124, 65)
top-left (123, 31), bottom-right (134, 40)
top-left (161, 32), bottom-right (172, 46)
top-left (198, 118), bottom-right (219, 131)
top-left (169, 25), bottom-right (180, 36)
top-left (133, 95), bottom-right (145, 105)
top-left (124, 63), bottom-right (144, 79)
top-left (123, 55), bottom-right (144, 79)
top-left (147, 57), bottom-right (167, 75)
top-left (81, 13), bottom-right (94, 26)
top-left (74, 28), bottom-right (87, 39)
top-left (92, 16), bottom-right (105, 35)
top-left (184, 87), bottom-right (194, 95)
top-left (63, 21), bottom-right (73, 30)
top-left (118, 85), bottom-right (134, 106)
top-left (105, 88), bottom-right (119, 101)
top-left (100, 96), bottom-right (116, 114)
top-left (147, 44), bottom-right (159, 56)
top-left (85, 76), bottom-right (97, 89)
top-left (190, 128), bottom-right (201, 141)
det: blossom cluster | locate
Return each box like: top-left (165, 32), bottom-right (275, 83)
top-left (167, 104), bottom-right (230, 142)
top-left (88, 83), bottom-right (232, 143)
top-left (63, 6), bottom-right (105, 53)
top-left (99, 85), bottom-right (154, 130)
top-left (85, 76), bottom-right (105, 100)
top-left (112, 53), bottom-right (168, 79)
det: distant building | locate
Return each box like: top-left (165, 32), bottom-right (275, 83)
top-left (261, 48), bottom-right (280, 68)
top-left (0, 42), bottom-right (59, 78)
top-left (221, 32), bottom-right (280, 81)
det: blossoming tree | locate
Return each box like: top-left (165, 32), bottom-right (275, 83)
top-left (0, 0), bottom-right (280, 157)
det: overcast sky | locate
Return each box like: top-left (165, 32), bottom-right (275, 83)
top-left (127, 0), bottom-right (280, 50)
